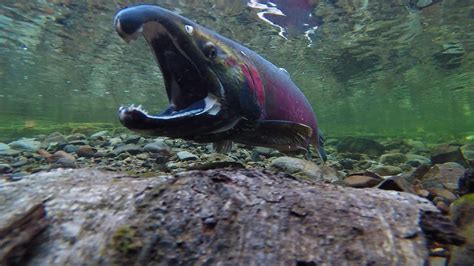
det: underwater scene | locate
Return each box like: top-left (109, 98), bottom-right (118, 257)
top-left (1, 0), bottom-right (474, 265)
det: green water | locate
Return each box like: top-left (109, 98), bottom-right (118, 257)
top-left (1, 0), bottom-right (473, 141)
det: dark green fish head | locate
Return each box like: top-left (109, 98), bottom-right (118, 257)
top-left (114, 5), bottom-right (253, 138)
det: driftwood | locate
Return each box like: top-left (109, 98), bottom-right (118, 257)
top-left (0, 202), bottom-right (48, 265)
top-left (0, 168), bottom-right (443, 265)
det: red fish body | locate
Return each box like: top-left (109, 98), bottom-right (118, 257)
top-left (114, 5), bottom-right (325, 159)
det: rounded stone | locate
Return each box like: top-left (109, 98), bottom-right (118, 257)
top-left (77, 145), bottom-right (97, 158)
top-left (9, 138), bottom-right (41, 152)
top-left (177, 151), bottom-right (199, 161)
top-left (379, 153), bottom-right (407, 165)
top-left (343, 175), bottom-right (382, 188)
top-left (373, 165), bottom-right (403, 176)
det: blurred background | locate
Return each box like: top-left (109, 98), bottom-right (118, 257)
top-left (1, 0), bottom-right (473, 141)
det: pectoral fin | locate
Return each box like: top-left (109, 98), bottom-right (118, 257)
top-left (213, 140), bottom-right (233, 153)
top-left (236, 120), bottom-right (313, 152)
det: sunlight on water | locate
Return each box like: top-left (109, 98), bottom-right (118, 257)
top-left (0, 0), bottom-right (473, 141)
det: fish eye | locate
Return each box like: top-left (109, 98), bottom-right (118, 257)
top-left (203, 42), bottom-right (217, 59)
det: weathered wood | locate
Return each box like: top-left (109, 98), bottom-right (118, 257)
top-left (0, 168), bottom-right (443, 265)
top-left (0, 202), bottom-right (48, 265)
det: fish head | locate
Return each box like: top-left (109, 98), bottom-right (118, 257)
top-left (114, 5), bottom-right (252, 137)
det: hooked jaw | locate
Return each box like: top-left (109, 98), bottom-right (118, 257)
top-left (114, 5), bottom-right (224, 133)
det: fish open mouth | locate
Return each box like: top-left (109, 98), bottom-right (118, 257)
top-left (114, 6), bottom-right (224, 128)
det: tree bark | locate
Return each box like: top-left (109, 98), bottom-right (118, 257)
top-left (0, 168), bottom-right (441, 265)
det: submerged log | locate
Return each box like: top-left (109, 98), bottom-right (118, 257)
top-left (0, 168), bottom-right (446, 265)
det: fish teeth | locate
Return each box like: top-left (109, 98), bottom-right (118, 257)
top-left (123, 103), bottom-right (148, 114)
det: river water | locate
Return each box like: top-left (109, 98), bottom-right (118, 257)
top-left (1, 0), bottom-right (473, 141)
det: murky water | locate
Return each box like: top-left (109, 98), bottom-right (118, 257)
top-left (1, 0), bottom-right (473, 141)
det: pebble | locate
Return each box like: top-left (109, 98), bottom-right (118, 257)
top-left (336, 137), bottom-right (385, 157)
top-left (63, 145), bottom-right (79, 154)
top-left (406, 154), bottom-right (431, 167)
top-left (125, 135), bottom-right (142, 144)
top-left (49, 151), bottom-right (76, 163)
top-left (0, 149), bottom-right (21, 156)
top-left (0, 164), bottom-right (13, 174)
top-left (0, 143), bottom-right (10, 151)
top-left (430, 144), bottom-right (467, 166)
top-left (421, 162), bottom-right (466, 191)
top-left (90, 131), bottom-right (110, 140)
top-left (11, 159), bottom-right (29, 168)
top-left (461, 144), bottom-right (474, 163)
top-left (373, 165), bottom-right (403, 176)
top-left (379, 153), bottom-right (407, 165)
top-left (66, 133), bottom-right (87, 141)
top-left (406, 140), bottom-right (429, 154)
top-left (343, 175), bottom-right (382, 188)
top-left (144, 141), bottom-right (171, 154)
top-left (108, 137), bottom-right (123, 147)
top-left (42, 132), bottom-right (67, 147)
top-left (426, 188), bottom-right (458, 202)
top-left (113, 144), bottom-right (143, 155)
top-left (54, 157), bottom-right (77, 168)
top-left (177, 151), bottom-right (199, 161)
top-left (270, 156), bottom-right (335, 181)
top-left (8, 138), bottom-right (41, 152)
top-left (77, 145), bottom-right (97, 158)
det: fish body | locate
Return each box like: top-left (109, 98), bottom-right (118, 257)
top-left (114, 5), bottom-right (326, 159)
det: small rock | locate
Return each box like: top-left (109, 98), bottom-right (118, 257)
top-left (63, 145), bottom-right (79, 154)
top-left (343, 175), bottom-right (382, 188)
top-left (0, 149), bottom-right (21, 156)
top-left (461, 144), bottom-right (474, 163)
top-left (108, 137), bottom-right (123, 147)
top-left (373, 165), bottom-right (403, 176)
top-left (253, 147), bottom-right (278, 157)
top-left (113, 144), bottom-right (143, 155)
top-left (339, 158), bottom-right (355, 170)
top-left (458, 168), bottom-right (474, 195)
top-left (42, 132), bottom-right (67, 147)
top-left (9, 138), bottom-right (41, 152)
top-left (69, 140), bottom-right (89, 146)
top-left (77, 145), bottom-right (97, 158)
top-left (11, 159), bottom-right (29, 168)
top-left (90, 131), bottom-right (110, 140)
top-left (430, 144), bottom-right (467, 166)
top-left (54, 157), bottom-right (77, 168)
top-left (421, 162), bottom-right (466, 191)
top-left (0, 142), bottom-right (10, 151)
top-left (125, 135), bottom-right (142, 144)
top-left (383, 140), bottom-right (412, 153)
top-left (0, 164), bottom-right (13, 174)
top-left (413, 185), bottom-right (430, 198)
top-left (7, 172), bottom-right (27, 182)
top-left (49, 151), bottom-right (76, 164)
top-left (270, 156), bottom-right (339, 182)
top-left (177, 151), bottom-right (199, 161)
top-left (406, 154), bottom-right (431, 167)
top-left (406, 140), bottom-right (429, 154)
top-left (66, 133), bottom-right (87, 141)
top-left (144, 141), bottom-right (171, 154)
top-left (379, 153), bottom-right (407, 165)
top-left (426, 188), bottom-right (458, 202)
top-left (336, 137), bottom-right (385, 157)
